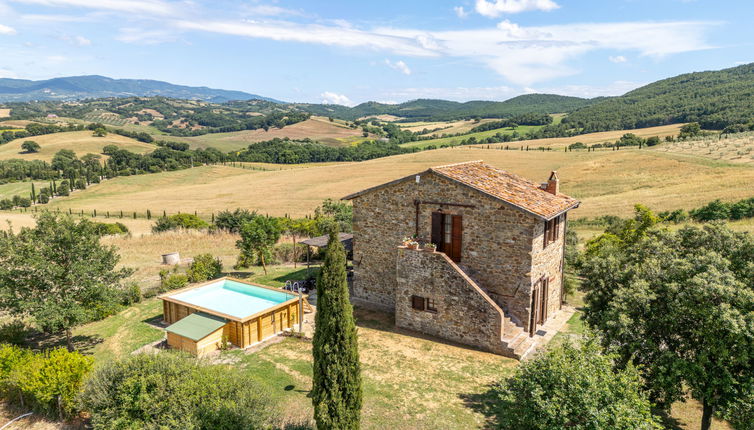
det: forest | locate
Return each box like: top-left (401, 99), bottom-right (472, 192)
top-left (563, 62), bottom-right (754, 131)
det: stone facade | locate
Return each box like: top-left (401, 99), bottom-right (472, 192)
top-left (347, 163), bottom-right (575, 356)
top-left (395, 247), bottom-right (509, 355)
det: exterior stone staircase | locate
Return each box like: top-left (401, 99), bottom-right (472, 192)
top-left (455, 261), bottom-right (575, 360)
top-left (501, 306), bottom-right (575, 360)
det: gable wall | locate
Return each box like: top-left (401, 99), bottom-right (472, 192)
top-left (351, 171), bottom-right (542, 324)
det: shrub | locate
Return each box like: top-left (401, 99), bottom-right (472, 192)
top-left (160, 274), bottom-right (188, 293)
top-left (121, 283), bottom-right (141, 305)
top-left (0, 345), bottom-right (92, 419)
top-left (214, 208), bottom-right (258, 233)
top-left (79, 353), bottom-right (276, 429)
top-left (92, 222), bottom-right (129, 236)
top-left (690, 199), bottom-right (732, 221)
top-left (492, 337), bottom-right (660, 429)
top-left (152, 214), bottom-right (208, 233)
top-left (187, 254), bottom-right (222, 283)
top-left (274, 243), bottom-right (309, 263)
top-left (0, 321), bottom-right (30, 346)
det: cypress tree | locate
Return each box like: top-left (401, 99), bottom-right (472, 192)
top-left (31, 183), bottom-right (36, 203)
top-left (312, 232), bottom-right (362, 429)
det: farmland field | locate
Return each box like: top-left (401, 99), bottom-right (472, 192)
top-left (180, 116), bottom-right (372, 151)
top-left (402, 124), bottom-right (544, 149)
top-left (0, 130), bottom-right (155, 162)
top-left (482, 123), bottom-right (684, 149)
top-left (0, 108), bottom-right (10, 118)
top-left (22, 138), bottom-right (753, 220)
top-left (398, 118), bottom-right (501, 135)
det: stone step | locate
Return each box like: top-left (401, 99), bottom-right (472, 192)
top-left (505, 332), bottom-right (529, 351)
top-left (514, 336), bottom-right (538, 359)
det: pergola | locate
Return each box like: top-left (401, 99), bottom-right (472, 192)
top-left (300, 233), bottom-right (353, 275)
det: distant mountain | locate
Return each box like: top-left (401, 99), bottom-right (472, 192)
top-left (563, 62), bottom-right (754, 131)
top-left (0, 75), bottom-right (281, 103)
top-left (294, 94), bottom-right (598, 121)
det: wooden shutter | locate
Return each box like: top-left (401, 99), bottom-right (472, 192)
top-left (431, 212), bottom-right (443, 250)
top-left (529, 287), bottom-right (538, 337)
top-left (539, 278), bottom-right (549, 324)
top-left (450, 215), bottom-right (463, 262)
top-left (411, 295), bottom-right (425, 311)
top-left (543, 220), bottom-right (550, 249)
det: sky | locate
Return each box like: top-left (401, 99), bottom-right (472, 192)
top-left (0, 0), bottom-right (752, 105)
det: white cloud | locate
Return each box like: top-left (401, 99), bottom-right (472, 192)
top-left (609, 55), bottom-right (627, 63)
top-left (475, 0), bottom-right (559, 17)
top-left (46, 55), bottom-right (67, 63)
top-left (59, 34), bottom-right (91, 45)
top-left (172, 18), bottom-right (716, 86)
top-left (320, 91), bottom-right (353, 106)
top-left (0, 68), bottom-right (18, 78)
top-left (0, 24), bottom-right (17, 35)
top-left (454, 6), bottom-right (468, 18)
top-left (74, 35), bottom-right (91, 45)
top-left (116, 27), bottom-right (179, 44)
top-left (174, 20), bottom-right (438, 57)
top-left (10, 0), bottom-right (178, 16)
top-left (241, 5), bottom-right (303, 17)
top-left (385, 59), bottom-right (411, 75)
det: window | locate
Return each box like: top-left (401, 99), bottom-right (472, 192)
top-left (411, 295), bottom-right (425, 311)
top-left (543, 215), bottom-right (561, 248)
top-left (411, 295), bottom-right (437, 313)
top-left (426, 299), bottom-right (437, 313)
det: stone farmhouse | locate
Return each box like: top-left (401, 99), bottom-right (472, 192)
top-left (343, 160), bottom-right (579, 359)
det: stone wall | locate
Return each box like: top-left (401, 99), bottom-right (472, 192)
top-left (351, 171), bottom-right (541, 325)
top-left (530, 214), bottom-right (567, 322)
top-left (395, 246), bottom-right (508, 355)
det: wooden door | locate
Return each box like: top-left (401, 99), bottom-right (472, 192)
top-left (539, 278), bottom-right (549, 324)
top-left (432, 212), bottom-right (462, 262)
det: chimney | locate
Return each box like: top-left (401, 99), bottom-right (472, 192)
top-left (545, 171), bottom-right (559, 195)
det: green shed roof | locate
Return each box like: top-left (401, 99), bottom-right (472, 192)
top-left (165, 312), bottom-right (227, 341)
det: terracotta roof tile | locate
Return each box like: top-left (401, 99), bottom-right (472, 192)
top-left (430, 161), bottom-right (578, 219)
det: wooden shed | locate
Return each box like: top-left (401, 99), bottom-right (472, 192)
top-left (165, 312), bottom-right (227, 356)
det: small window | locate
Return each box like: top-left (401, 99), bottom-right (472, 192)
top-left (426, 299), bottom-right (437, 313)
top-left (411, 295), bottom-right (425, 311)
top-left (543, 215), bottom-right (562, 248)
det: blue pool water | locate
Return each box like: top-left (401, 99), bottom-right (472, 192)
top-left (169, 279), bottom-right (296, 319)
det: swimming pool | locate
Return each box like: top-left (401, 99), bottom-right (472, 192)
top-left (168, 278), bottom-right (297, 319)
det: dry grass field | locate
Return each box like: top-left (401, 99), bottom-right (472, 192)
top-left (0, 131), bottom-right (154, 162)
top-left (480, 123), bottom-right (684, 149)
top-left (0, 119), bottom-right (34, 128)
top-left (0, 109), bottom-right (10, 118)
top-left (399, 119), bottom-right (500, 135)
top-left (30, 143), bottom-right (754, 220)
top-left (181, 116), bottom-right (370, 151)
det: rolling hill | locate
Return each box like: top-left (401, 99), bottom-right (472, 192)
top-left (295, 94), bottom-right (597, 121)
top-left (0, 75), bottom-right (281, 103)
top-left (564, 62), bottom-right (754, 131)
